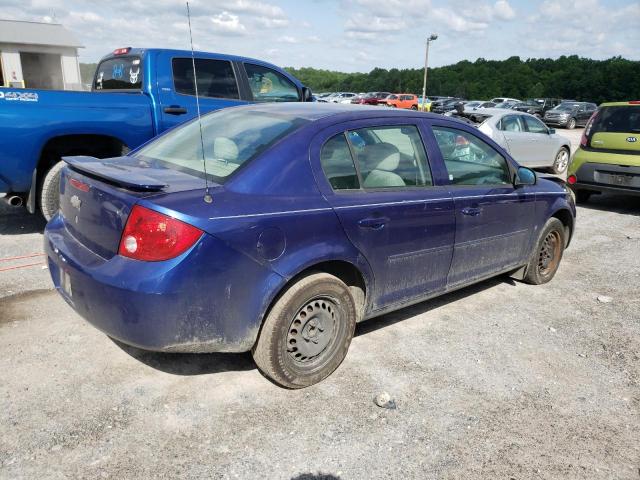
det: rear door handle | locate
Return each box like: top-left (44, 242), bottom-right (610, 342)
top-left (358, 217), bottom-right (389, 230)
top-left (461, 207), bottom-right (482, 216)
top-left (163, 106), bottom-right (188, 115)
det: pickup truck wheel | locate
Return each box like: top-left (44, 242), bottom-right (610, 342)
top-left (550, 147), bottom-right (570, 174)
top-left (566, 117), bottom-right (576, 129)
top-left (252, 272), bottom-right (357, 388)
top-left (523, 218), bottom-right (565, 285)
top-left (39, 161), bottom-right (65, 221)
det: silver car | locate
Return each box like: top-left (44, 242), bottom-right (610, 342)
top-left (476, 109), bottom-right (571, 174)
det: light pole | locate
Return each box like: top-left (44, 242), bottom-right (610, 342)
top-left (421, 34), bottom-right (438, 111)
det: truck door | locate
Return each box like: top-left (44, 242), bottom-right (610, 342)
top-left (157, 56), bottom-right (246, 133)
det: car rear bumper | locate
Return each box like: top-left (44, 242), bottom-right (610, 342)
top-left (44, 214), bottom-right (282, 353)
top-left (569, 161), bottom-right (640, 195)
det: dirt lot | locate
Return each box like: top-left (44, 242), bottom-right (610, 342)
top-left (1, 129), bottom-right (639, 479)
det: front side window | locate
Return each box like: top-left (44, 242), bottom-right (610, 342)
top-left (244, 63), bottom-right (300, 102)
top-left (523, 115), bottom-right (548, 134)
top-left (135, 109), bottom-right (308, 184)
top-left (432, 127), bottom-right (511, 186)
top-left (348, 126), bottom-right (432, 188)
top-left (94, 56), bottom-right (142, 91)
top-left (172, 58), bottom-right (239, 99)
top-left (320, 134), bottom-right (360, 190)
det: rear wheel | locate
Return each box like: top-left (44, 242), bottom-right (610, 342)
top-left (411, 105), bottom-right (418, 110)
top-left (252, 272), bottom-right (357, 388)
top-left (524, 218), bottom-right (566, 285)
top-left (39, 161), bottom-right (65, 221)
top-left (566, 117), bottom-right (576, 129)
top-left (550, 147), bottom-right (570, 174)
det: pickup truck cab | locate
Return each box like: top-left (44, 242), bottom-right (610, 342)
top-left (0, 47), bottom-right (311, 219)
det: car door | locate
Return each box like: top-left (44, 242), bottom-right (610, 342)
top-left (311, 119), bottom-right (455, 310)
top-left (429, 124), bottom-right (536, 287)
top-left (522, 115), bottom-right (557, 167)
top-left (498, 114), bottom-right (535, 166)
top-left (157, 56), bottom-right (246, 132)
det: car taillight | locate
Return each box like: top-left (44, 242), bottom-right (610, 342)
top-left (629, 100), bottom-right (640, 104)
top-left (567, 175), bottom-right (577, 185)
top-left (580, 109), bottom-right (599, 147)
top-left (69, 177), bottom-right (90, 192)
top-left (118, 205), bottom-right (203, 261)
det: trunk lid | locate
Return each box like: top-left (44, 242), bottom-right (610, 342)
top-left (60, 155), bottom-right (210, 259)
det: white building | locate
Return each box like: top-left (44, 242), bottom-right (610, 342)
top-left (0, 19), bottom-right (83, 90)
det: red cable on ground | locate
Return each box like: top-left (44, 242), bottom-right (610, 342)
top-left (0, 262), bottom-right (45, 273)
top-left (0, 253), bottom-right (46, 263)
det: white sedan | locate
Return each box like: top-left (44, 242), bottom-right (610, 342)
top-left (474, 109), bottom-right (571, 174)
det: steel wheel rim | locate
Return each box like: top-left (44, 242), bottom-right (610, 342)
top-left (538, 230), bottom-right (561, 277)
top-left (287, 296), bottom-right (338, 364)
top-left (555, 150), bottom-right (569, 171)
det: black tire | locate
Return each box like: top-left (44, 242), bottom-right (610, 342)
top-left (550, 147), bottom-right (570, 174)
top-left (411, 105), bottom-right (418, 110)
top-left (523, 218), bottom-right (566, 285)
top-left (39, 161), bottom-right (65, 221)
top-left (575, 190), bottom-right (591, 203)
top-left (566, 117), bottom-right (576, 129)
top-left (252, 272), bottom-right (357, 388)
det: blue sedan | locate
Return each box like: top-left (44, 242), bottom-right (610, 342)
top-left (44, 103), bottom-right (576, 388)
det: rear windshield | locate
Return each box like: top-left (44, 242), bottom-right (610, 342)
top-left (134, 108), bottom-right (309, 184)
top-left (592, 106), bottom-right (640, 134)
top-left (94, 56), bottom-right (142, 91)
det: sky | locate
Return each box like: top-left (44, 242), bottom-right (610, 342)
top-left (1, 0), bottom-right (638, 71)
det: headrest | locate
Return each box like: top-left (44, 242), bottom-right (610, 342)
top-left (361, 142), bottom-right (400, 172)
top-left (213, 137), bottom-right (239, 162)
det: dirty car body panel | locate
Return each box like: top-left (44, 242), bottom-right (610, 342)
top-left (44, 103), bottom-right (575, 353)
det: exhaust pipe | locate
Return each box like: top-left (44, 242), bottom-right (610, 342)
top-left (3, 195), bottom-right (24, 207)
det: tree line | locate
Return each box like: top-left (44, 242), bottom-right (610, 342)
top-left (79, 55), bottom-right (639, 104)
top-left (285, 55), bottom-right (640, 104)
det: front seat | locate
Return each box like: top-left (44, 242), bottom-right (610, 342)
top-left (361, 142), bottom-right (405, 188)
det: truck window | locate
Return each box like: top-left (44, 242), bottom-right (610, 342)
top-left (94, 56), bottom-right (142, 91)
top-left (172, 58), bottom-right (239, 100)
top-left (244, 63), bottom-right (300, 102)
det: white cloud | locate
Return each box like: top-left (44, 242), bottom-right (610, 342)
top-left (210, 11), bottom-right (247, 35)
top-left (279, 35), bottom-right (297, 44)
top-left (493, 0), bottom-right (515, 20)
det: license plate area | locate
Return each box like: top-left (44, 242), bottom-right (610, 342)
top-left (595, 171), bottom-right (638, 187)
top-left (60, 269), bottom-right (73, 298)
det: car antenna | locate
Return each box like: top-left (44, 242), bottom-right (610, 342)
top-left (186, 1), bottom-right (213, 204)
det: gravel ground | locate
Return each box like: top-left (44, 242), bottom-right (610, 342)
top-left (1, 128), bottom-right (639, 479)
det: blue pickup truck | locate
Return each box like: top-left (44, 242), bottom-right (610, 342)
top-left (0, 47), bottom-right (312, 219)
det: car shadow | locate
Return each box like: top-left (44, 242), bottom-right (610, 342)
top-left (577, 192), bottom-right (640, 216)
top-left (0, 203), bottom-right (46, 235)
top-left (355, 275), bottom-right (513, 337)
top-left (113, 275), bottom-right (516, 377)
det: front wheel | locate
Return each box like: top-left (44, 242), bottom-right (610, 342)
top-left (39, 161), bottom-right (65, 221)
top-left (551, 147), bottom-right (570, 174)
top-left (252, 272), bottom-right (357, 388)
top-left (523, 218), bottom-right (566, 285)
top-left (566, 117), bottom-right (576, 129)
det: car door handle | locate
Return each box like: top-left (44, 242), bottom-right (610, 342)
top-left (358, 217), bottom-right (389, 230)
top-left (163, 106), bottom-right (188, 115)
top-left (461, 207), bottom-right (482, 216)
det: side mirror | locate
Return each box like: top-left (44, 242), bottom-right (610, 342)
top-left (515, 166), bottom-right (536, 186)
top-left (302, 87), bottom-right (313, 102)
top-left (548, 128), bottom-right (556, 135)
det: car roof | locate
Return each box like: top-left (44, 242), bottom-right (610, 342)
top-left (223, 102), bottom-right (444, 123)
top-left (600, 101), bottom-right (640, 107)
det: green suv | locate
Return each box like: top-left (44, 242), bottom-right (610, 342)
top-left (568, 101), bottom-right (640, 202)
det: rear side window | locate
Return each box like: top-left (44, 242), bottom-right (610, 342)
top-left (500, 115), bottom-right (525, 132)
top-left (349, 126), bottom-right (432, 188)
top-left (172, 58), bottom-right (239, 99)
top-left (244, 63), bottom-right (300, 102)
top-left (433, 127), bottom-right (511, 186)
top-left (592, 106), bottom-right (640, 134)
top-left (320, 134), bottom-right (360, 190)
top-left (94, 56), bottom-right (142, 91)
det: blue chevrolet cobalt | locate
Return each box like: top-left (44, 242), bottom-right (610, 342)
top-left (45, 103), bottom-right (576, 388)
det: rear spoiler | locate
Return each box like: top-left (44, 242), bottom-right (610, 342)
top-left (63, 156), bottom-right (168, 191)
